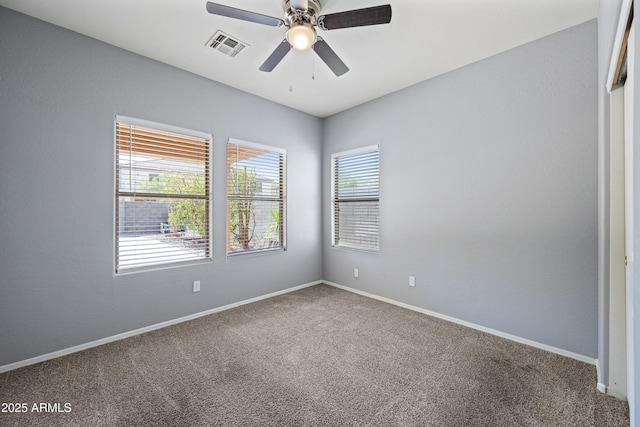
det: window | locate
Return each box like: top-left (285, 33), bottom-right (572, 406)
top-left (331, 145), bottom-right (380, 251)
top-left (227, 139), bottom-right (286, 255)
top-left (115, 116), bottom-right (211, 272)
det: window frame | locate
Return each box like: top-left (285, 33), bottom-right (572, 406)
top-left (114, 115), bottom-right (212, 274)
top-left (226, 138), bottom-right (287, 257)
top-left (331, 144), bottom-right (380, 253)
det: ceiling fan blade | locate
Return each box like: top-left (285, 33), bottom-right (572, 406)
top-left (259, 40), bottom-right (291, 72)
top-left (206, 2), bottom-right (284, 27)
top-left (290, 0), bottom-right (308, 11)
top-left (314, 38), bottom-right (349, 76)
top-left (317, 4), bottom-right (392, 30)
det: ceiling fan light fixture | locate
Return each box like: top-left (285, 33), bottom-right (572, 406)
top-left (286, 23), bottom-right (316, 50)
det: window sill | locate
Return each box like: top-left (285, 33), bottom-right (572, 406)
top-left (332, 244), bottom-right (379, 255)
top-left (115, 257), bottom-right (212, 276)
top-left (226, 247), bottom-right (285, 259)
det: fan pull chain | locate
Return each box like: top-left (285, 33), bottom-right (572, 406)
top-left (312, 45), bottom-right (315, 80)
top-left (289, 48), bottom-right (294, 92)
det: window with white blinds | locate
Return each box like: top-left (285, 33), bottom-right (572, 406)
top-left (227, 139), bottom-right (286, 255)
top-left (331, 145), bottom-right (380, 251)
top-left (115, 117), bottom-right (211, 272)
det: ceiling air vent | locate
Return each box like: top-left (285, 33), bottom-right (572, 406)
top-left (206, 30), bottom-right (248, 58)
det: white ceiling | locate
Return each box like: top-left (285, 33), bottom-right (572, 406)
top-left (0, 0), bottom-right (599, 117)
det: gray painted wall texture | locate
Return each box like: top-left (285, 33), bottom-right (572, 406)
top-left (322, 20), bottom-right (598, 357)
top-left (0, 7), bottom-right (322, 366)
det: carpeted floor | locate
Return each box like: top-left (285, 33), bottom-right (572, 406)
top-left (0, 284), bottom-right (629, 426)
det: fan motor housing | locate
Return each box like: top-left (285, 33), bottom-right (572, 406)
top-left (283, 0), bottom-right (321, 26)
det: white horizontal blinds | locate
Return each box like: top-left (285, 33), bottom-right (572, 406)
top-left (227, 140), bottom-right (286, 255)
top-left (332, 146), bottom-right (380, 251)
top-left (116, 121), bottom-right (211, 272)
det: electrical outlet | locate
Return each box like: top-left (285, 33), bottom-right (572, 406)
top-left (193, 280), bottom-right (201, 292)
top-left (354, 268), bottom-right (359, 278)
top-left (409, 276), bottom-right (416, 287)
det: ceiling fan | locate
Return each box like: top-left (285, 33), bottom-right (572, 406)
top-left (205, 0), bottom-right (392, 76)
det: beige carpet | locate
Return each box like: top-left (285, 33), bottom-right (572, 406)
top-left (0, 284), bottom-right (629, 426)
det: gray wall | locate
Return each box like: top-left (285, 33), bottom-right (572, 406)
top-left (323, 20), bottom-right (599, 357)
top-left (0, 7), bottom-right (322, 366)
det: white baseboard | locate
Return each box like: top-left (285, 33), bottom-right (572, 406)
top-left (324, 281), bottom-right (597, 365)
top-left (0, 280), bottom-right (322, 374)
top-left (595, 359), bottom-right (608, 393)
